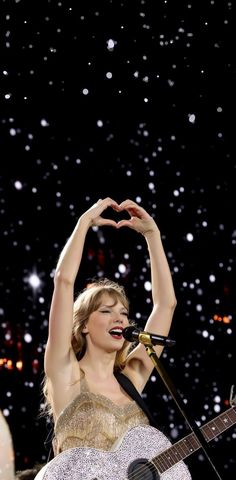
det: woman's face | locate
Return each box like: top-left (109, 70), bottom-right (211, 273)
top-left (83, 293), bottom-right (129, 353)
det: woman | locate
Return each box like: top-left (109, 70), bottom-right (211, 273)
top-left (36, 198), bottom-right (191, 479)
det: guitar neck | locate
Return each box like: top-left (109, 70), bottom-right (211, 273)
top-left (152, 406), bottom-right (236, 474)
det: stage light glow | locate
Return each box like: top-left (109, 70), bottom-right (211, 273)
top-left (28, 274), bottom-right (41, 289)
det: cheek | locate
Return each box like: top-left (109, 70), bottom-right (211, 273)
top-left (86, 318), bottom-right (107, 334)
top-left (125, 317), bottom-right (130, 327)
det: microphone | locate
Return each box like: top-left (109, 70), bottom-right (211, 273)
top-left (122, 325), bottom-right (176, 347)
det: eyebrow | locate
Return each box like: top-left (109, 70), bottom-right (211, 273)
top-left (100, 304), bottom-right (128, 311)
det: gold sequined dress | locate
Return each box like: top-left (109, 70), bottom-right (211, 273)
top-left (54, 376), bottom-right (149, 453)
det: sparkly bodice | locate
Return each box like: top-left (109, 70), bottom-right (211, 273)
top-left (54, 376), bottom-right (149, 453)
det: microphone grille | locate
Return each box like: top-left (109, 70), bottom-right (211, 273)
top-left (122, 325), bottom-right (140, 341)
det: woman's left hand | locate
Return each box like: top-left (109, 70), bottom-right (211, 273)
top-left (117, 199), bottom-right (159, 236)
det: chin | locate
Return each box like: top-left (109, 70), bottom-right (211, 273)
top-left (107, 343), bottom-right (124, 353)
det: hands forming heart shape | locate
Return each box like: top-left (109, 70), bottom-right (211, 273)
top-left (86, 197), bottom-right (158, 236)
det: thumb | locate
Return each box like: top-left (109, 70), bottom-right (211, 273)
top-left (116, 219), bottom-right (132, 228)
top-left (98, 218), bottom-right (118, 227)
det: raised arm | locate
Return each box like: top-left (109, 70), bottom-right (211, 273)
top-left (119, 200), bottom-right (177, 392)
top-left (44, 198), bottom-right (118, 377)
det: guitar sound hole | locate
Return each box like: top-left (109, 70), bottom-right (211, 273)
top-left (127, 458), bottom-right (160, 480)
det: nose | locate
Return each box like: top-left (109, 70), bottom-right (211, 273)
top-left (113, 313), bottom-right (124, 324)
top-left (114, 317), bottom-right (123, 324)
top-left (116, 312), bottom-right (129, 325)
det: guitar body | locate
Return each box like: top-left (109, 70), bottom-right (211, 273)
top-left (41, 425), bottom-right (191, 480)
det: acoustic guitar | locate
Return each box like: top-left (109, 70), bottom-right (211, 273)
top-left (37, 398), bottom-right (236, 480)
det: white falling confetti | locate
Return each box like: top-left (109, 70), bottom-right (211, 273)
top-left (14, 180), bottom-right (23, 190)
top-left (107, 39), bottom-right (116, 51)
top-left (40, 119), bottom-right (49, 127)
top-left (188, 113), bottom-right (196, 124)
top-left (186, 233), bottom-right (194, 242)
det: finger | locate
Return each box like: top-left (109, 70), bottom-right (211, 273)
top-left (102, 199), bottom-right (120, 212)
top-left (93, 198), bottom-right (119, 215)
top-left (119, 201), bottom-right (143, 214)
top-left (95, 197), bottom-right (118, 206)
top-left (103, 197), bottom-right (119, 206)
top-left (97, 218), bottom-right (118, 227)
top-left (93, 198), bottom-right (104, 206)
top-left (120, 206), bottom-right (142, 218)
top-left (116, 219), bottom-right (133, 228)
top-left (119, 199), bottom-right (136, 209)
top-left (121, 204), bottom-right (149, 220)
top-left (112, 204), bottom-right (122, 211)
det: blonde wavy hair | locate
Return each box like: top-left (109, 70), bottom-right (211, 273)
top-left (42, 278), bottom-right (132, 418)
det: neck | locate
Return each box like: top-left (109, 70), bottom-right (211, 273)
top-left (80, 349), bottom-right (116, 380)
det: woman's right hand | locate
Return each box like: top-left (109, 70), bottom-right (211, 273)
top-left (80, 197), bottom-right (119, 228)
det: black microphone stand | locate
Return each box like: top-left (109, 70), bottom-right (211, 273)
top-left (139, 332), bottom-right (223, 479)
